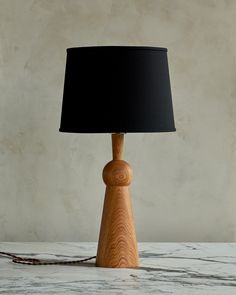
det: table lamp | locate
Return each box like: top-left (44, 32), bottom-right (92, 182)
top-left (59, 46), bottom-right (175, 268)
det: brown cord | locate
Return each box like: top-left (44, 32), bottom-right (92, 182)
top-left (0, 251), bottom-right (96, 265)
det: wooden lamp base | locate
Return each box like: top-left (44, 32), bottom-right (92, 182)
top-left (96, 133), bottom-right (139, 268)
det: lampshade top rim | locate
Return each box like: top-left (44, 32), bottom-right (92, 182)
top-left (66, 46), bottom-right (167, 52)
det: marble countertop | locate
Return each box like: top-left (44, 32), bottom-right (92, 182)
top-left (0, 243), bottom-right (236, 294)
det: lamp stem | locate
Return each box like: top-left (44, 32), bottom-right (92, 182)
top-left (96, 133), bottom-right (139, 268)
top-left (112, 133), bottom-right (124, 160)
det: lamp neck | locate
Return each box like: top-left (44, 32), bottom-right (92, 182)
top-left (112, 133), bottom-right (124, 160)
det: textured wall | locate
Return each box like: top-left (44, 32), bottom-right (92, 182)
top-left (0, 0), bottom-right (236, 242)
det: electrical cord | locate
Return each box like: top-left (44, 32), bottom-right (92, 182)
top-left (0, 251), bottom-right (96, 265)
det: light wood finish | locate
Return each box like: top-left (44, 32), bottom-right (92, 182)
top-left (96, 133), bottom-right (139, 268)
top-left (112, 133), bottom-right (124, 160)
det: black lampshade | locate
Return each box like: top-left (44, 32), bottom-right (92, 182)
top-left (59, 46), bottom-right (175, 133)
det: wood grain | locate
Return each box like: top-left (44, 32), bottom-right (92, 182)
top-left (112, 133), bottom-right (124, 160)
top-left (96, 133), bottom-right (139, 268)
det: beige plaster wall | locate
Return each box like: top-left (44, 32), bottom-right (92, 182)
top-left (0, 0), bottom-right (236, 242)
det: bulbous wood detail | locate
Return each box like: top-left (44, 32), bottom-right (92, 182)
top-left (103, 160), bottom-right (133, 186)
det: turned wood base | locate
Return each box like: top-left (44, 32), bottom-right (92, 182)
top-left (96, 134), bottom-right (139, 268)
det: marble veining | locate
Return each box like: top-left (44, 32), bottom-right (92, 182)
top-left (0, 243), bottom-right (236, 294)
